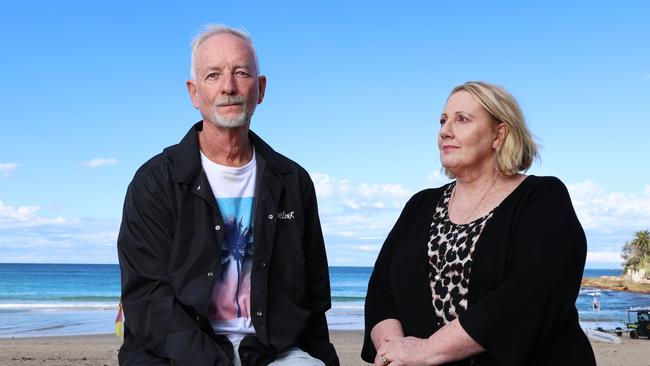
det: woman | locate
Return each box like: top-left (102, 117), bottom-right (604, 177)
top-left (362, 81), bottom-right (596, 365)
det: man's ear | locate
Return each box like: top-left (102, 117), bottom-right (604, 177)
top-left (186, 80), bottom-right (199, 109)
top-left (257, 75), bottom-right (267, 104)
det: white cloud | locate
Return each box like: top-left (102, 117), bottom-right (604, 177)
top-left (312, 172), bottom-right (411, 213)
top-left (359, 236), bottom-right (383, 240)
top-left (0, 163), bottom-right (18, 178)
top-left (426, 170), bottom-right (451, 187)
top-left (319, 207), bottom-right (399, 240)
top-left (0, 199), bottom-right (118, 263)
top-left (60, 230), bottom-right (119, 246)
top-left (586, 251), bottom-right (622, 264)
top-left (567, 180), bottom-right (650, 232)
top-left (354, 245), bottom-right (380, 252)
top-left (0, 201), bottom-right (67, 228)
top-left (328, 256), bottom-right (359, 266)
top-left (311, 172), bottom-right (412, 265)
top-left (356, 182), bottom-right (410, 199)
top-left (311, 173), bottom-right (353, 198)
top-left (0, 201), bottom-right (38, 221)
top-left (81, 158), bottom-right (118, 168)
top-left (565, 180), bottom-right (650, 268)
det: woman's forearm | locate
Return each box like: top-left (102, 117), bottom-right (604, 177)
top-left (371, 318), bottom-right (405, 348)
top-left (424, 319), bottom-right (484, 363)
top-left (373, 319), bottom-right (484, 366)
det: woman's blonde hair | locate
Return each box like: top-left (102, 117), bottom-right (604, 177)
top-left (446, 81), bottom-right (538, 177)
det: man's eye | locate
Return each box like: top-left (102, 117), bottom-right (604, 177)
top-left (206, 73), bottom-right (218, 80)
top-left (439, 118), bottom-right (447, 125)
top-left (235, 71), bottom-right (250, 77)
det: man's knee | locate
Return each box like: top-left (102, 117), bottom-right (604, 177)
top-left (270, 347), bottom-right (325, 366)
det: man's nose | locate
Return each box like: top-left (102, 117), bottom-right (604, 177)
top-left (220, 74), bottom-right (237, 94)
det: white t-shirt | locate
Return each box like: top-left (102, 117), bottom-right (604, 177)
top-left (200, 150), bottom-right (257, 343)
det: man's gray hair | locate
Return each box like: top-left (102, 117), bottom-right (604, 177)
top-left (190, 24), bottom-right (260, 80)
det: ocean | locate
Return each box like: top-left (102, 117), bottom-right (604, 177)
top-left (0, 264), bottom-right (648, 338)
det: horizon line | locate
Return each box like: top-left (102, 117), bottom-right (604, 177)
top-left (0, 262), bottom-right (624, 270)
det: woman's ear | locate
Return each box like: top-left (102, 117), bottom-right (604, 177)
top-left (494, 122), bottom-right (508, 150)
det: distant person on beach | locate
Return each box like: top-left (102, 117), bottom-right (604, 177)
top-left (117, 24), bottom-right (338, 366)
top-left (362, 81), bottom-right (596, 365)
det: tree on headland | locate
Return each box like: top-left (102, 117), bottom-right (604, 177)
top-left (622, 230), bottom-right (650, 274)
top-left (631, 230), bottom-right (650, 255)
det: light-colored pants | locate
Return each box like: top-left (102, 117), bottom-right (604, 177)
top-left (231, 339), bottom-right (325, 366)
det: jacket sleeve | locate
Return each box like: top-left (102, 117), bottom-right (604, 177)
top-left (117, 168), bottom-right (231, 365)
top-left (296, 173), bottom-right (340, 366)
top-left (361, 192), bottom-right (421, 363)
top-left (457, 177), bottom-right (587, 365)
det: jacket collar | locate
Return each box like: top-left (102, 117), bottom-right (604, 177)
top-left (163, 121), bottom-right (292, 184)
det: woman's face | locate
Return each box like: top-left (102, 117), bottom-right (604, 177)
top-left (438, 90), bottom-right (503, 176)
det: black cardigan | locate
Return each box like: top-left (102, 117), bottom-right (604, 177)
top-left (362, 176), bottom-right (596, 365)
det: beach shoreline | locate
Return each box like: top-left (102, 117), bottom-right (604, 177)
top-left (0, 331), bottom-right (646, 365)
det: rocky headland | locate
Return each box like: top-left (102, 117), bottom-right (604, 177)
top-left (581, 276), bottom-right (650, 294)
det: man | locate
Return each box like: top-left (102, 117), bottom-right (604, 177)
top-left (117, 25), bottom-right (339, 366)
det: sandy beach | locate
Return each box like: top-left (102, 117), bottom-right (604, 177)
top-left (0, 331), bottom-right (647, 365)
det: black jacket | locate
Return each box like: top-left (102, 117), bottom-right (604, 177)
top-left (117, 122), bottom-right (339, 365)
top-left (362, 176), bottom-right (596, 365)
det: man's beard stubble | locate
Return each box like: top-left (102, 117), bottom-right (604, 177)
top-left (207, 95), bottom-right (253, 128)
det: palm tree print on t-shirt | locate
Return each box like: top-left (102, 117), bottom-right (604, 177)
top-left (220, 216), bottom-right (254, 317)
top-left (208, 196), bottom-right (255, 321)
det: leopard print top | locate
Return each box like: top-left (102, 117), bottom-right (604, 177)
top-left (427, 183), bottom-right (494, 326)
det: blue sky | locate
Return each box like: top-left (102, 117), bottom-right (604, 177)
top-left (1, 1), bottom-right (649, 268)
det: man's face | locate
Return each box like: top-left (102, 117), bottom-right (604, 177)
top-left (187, 33), bottom-right (266, 128)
